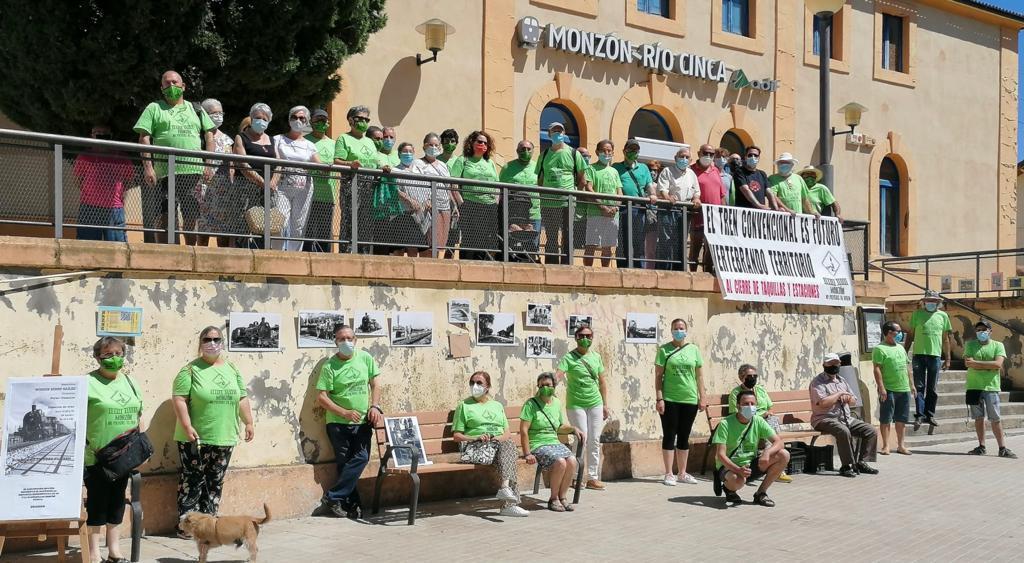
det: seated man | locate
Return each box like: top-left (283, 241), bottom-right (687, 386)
top-left (713, 389), bottom-right (790, 506)
top-left (728, 364), bottom-right (791, 482)
top-left (809, 353), bottom-right (879, 477)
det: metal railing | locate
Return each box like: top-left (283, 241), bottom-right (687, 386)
top-left (873, 248), bottom-right (1024, 299)
top-left (842, 219), bottom-right (869, 280)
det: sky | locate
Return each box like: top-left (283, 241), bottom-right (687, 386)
top-left (989, 0), bottom-right (1024, 159)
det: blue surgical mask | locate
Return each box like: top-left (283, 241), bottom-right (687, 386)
top-left (425, 146), bottom-right (442, 158)
top-left (337, 340), bottom-right (355, 356)
top-left (745, 156), bottom-right (759, 167)
top-left (924, 302), bottom-right (938, 312)
top-left (550, 132), bottom-right (565, 145)
top-left (977, 331), bottom-right (991, 343)
top-left (382, 138), bottom-right (395, 151)
top-left (675, 158), bottom-right (690, 169)
top-left (714, 157), bottom-right (728, 170)
top-left (399, 153), bottom-right (415, 166)
top-left (250, 118), bottom-right (269, 134)
top-left (597, 154), bottom-right (611, 164)
top-left (672, 329), bottom-right (687, 341)
top-left (740, 405), bottom-right (758, 420)
top-left (895, 332), bottom-right (905, 344)
top-left (778, 163), bottom-right (794, 175)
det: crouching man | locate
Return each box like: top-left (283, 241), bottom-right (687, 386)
top-left (713, 389), bottom-right (790, 506)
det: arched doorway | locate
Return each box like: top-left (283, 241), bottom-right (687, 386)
top-left (879, 156), bottom-right (901, 256)
top-left (719, 130), bottom-right (746, 156)
top-left (628, 108), bottom-right (674, 141)
top-left (540, 103), bottom-right (581, 150)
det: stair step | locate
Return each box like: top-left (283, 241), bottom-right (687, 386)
top-left (937, 380), bottom-right (968, 393)
top-left (903, 427), bottom-right (1024, 448)
top-left (904, 414), bottom-right (1024, 436)
top-left (936, 370), bottom-right (968, 383)
top-left (934, 392), bottom-right (1012, 407)
top-left (933, 402), bottom-right (1024, 417)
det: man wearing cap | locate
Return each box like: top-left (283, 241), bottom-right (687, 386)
top-left (654, 145), bottom-right (701, 271)
top-left (614, 138), bottom-right (656, 268)
top-left (689, 144), bottom-right (725, 273)
top-left (964, 319), bottom-right (1017, 458)
top-left (904, 290), bottom-right (952, 429)
top-left (809, 353), bottom-right (879, 477)
top-left (536, 122), bottom-right (588, 264)
top-left (799, 165), bottom-right (843, 222)
top-left (767, 153), bottom-right (817, 216)
top-left (304, 109), bottom-right (337, 252)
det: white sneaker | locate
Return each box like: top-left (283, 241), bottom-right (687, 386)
top-left (662, 474), bottom-right (678, 486)
top-left (496, 487), bottom-right (518, 502)
top-left (499, 505), bottom-right (529, 517)
top-left (678, 473), bottom-right (698, 484)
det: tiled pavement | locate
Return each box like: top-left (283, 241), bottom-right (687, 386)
top-left (8, 435), bottom-right (1023, 562)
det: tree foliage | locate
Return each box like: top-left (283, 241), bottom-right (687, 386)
top-left (0, 0), bottom-right (387, 137)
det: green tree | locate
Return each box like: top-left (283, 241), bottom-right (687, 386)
top-left (0, 0), bottom-right (386, 137)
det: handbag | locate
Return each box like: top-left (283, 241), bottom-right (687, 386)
top-left (459, 439), bottom-right (501, 464)
top-left (244, 191), bottom-right (286, 235)
top-left (92, 377), bottom-right (153, 482)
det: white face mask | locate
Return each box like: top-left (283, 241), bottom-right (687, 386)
top-left (201, 341), bottom-right (222, 357)
top-left (290, 118), bottom-right (311, 134)
top-left (470, 383), bottom-right (487, 398)
top-left (209, 113), bottom-right (224, 128)
top-left (699, 156), bottom-right (713, 167)
top-left (337, 340), bottom-right (355, 356)
top-left (425, 146), bottom-right (442, 158)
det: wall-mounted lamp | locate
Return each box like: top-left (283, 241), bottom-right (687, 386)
top-left (832, 102), bottom-right (867, 136)
top-left (415, 18), bottom-right (455, 66)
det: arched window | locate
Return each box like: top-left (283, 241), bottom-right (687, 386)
top-left (879, 156), bottom-right (901, 256)
top-left (540, 103), bottom-right (580, 151)
top-left (719, 131), bottom-right (746, 156)
top-left (628, 108), bottom-right (674, 141)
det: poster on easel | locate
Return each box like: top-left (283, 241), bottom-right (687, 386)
top-left (0, 376), bottom-right (88, 521)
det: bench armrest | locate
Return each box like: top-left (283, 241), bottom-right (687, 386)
top-left (381, 444), bottom-right (421, 473)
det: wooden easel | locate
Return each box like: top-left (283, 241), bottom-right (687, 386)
top-left (0, 324), bottom-right (91, 562)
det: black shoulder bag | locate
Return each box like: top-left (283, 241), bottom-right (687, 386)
top-left (529, 397), bottom-right (561, 436)
top-left (93, 377), bottom-right (153, 482)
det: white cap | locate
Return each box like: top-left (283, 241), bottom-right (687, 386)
top-left (775, 152), bottom-right (797, 164)
top-left (822, 353), bottom-right (840, 365)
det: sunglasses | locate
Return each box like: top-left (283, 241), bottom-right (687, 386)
top-left (352, 116), bottom-right (370, 123)
top-left (202, 337), bottom-right (223, 344)
top-left (699, 152), bottom-right (715, 157)
top-left (473, 140), bottom-right (488, 145)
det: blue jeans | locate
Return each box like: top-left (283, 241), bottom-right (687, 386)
top-left (325, 422), bottom-right (372, 506)
top-left (77, 205), bottom-right (127, 242)
top-left (912, 354), bottom-right (941, 418)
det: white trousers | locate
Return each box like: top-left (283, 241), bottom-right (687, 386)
top-left (274, 180), bottom-right (313, 251)
top-left (567, 404), bottom-right (604, 481)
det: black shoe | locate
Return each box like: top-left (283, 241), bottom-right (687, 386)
top-left (855, 462), bottom-right (879, 475)
top-left (924, 416), bottom-right (939, 427)
top-left (328, 500), bottom-right (349, 518)
top-left (998, 447), bottom-right (1017, 459)
top-left (913, 415), bottom-right (922, 431)
top-left (752, 491), bottom-right (775, 507)
top-left (838, 465), bottom-right (857, 478)
top-left (346, 504), bottom-right (363, 520)
top-left (968, 445), bottom-right (987, 455)
top-left (724, 489), bottom-right (742, 504)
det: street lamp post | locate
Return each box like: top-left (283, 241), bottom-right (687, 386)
top-left (807, 0), bottom-right (846, 194)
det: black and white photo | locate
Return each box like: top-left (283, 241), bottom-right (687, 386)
top-left (477, 312), bottom-right (516, 346)
top-left (625, 312), bottom-right (659, 344)
top-left (526, 303), bottom-right (553, 328)
top-left (298, 310), bottom-right (346, 348)
top-left (448, 299), bottom-right (471, 324)
top-left (525, 335), bottom-right (555, 358)
top-left (353, 310), bottom-right (387, 337)
top-left (391, 311), bottom-right (434, 347)
top-left (383, 416), bottom-right (431, 468)
top-left (229, 312), bottom-right (282, 351)
top-left (567, 314), bottom-right (593, 337)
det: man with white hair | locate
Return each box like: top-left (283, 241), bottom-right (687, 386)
top-left (766, 152), bottom-right (817, 216)
top-left (809, 353), bottom-right (879, 477)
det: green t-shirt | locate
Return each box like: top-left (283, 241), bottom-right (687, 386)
top-left (557, 350), bottom-right (605, 409)
top-left (334, 133), bottom-right (379, 168)
top-left (909, 309), bottom-right (952, 356)
top-left (378, 151), bottom-right (401, 168)
top-left (964, 339), bottom-right (1006, 391)
top-left (499, 158), bottom-right (541, 220)
top-left (536, 146), bottom-right (586, 207)
top-left (172, 360), bottom-right (248, 446)
top-left (521, 397), bottom-right (564, 450)
top-left (612, 161), bottom-right (653, 198)
top-left (85, 371), bottom-right (143, 466)
top-left (872, 343), bottom-right (911, 392)
top-left (452, 398), bottom-right (508, 437)
top-left (583, 163), bottom-right (623, 216)
top-left (806, 182), bottom-right (835, 213)
top-left (767, 173), bottom-right (810, 212)
top-left (132, 100), bottom-right (216, 178)
top-left (316, 350), bottom-right (381, 425)
top-left (305, 133), bottom-right (337, 203)
top-left (655, 343), bottom-right (703, 404)
top-left (711, 414), bottom-right (775, 469)
top-left (449, 156), bottom-right (499, 205)
top-left (728, 385), bottom-right (773, 414)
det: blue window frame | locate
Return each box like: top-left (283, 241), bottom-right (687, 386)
top-left (722, 0), bottom-right (750, 37)
top-left (882, 14), bottom-right (904, 72)
top-left (638, 0), bottom-right (670, 18)
top-left (540, 103), bottom-right (581, 151)
top-left (879, 157), bottom-right (901, 256)
top-left (812, 14), bottom-right (836, 58)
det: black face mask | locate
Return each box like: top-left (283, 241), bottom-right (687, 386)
top-left (94, 133), bottom-right (112, 140)
top-left (743, 375), bottom-right (758, 388)
top-left (824, 365), bottom-right (840, 375)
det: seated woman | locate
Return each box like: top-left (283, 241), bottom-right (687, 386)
top-left (519, 372), bottom-right (583, 513)
top-left (452, 371), bottom-right (528, 518)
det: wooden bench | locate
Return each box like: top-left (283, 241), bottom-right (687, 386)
top-left (371, 406), bottom-right (583, 525)
top-left (699, 390), bottom-right (822, 475)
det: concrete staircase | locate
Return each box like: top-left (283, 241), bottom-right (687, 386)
top-left (903, 370), bottom-right (1024, 448)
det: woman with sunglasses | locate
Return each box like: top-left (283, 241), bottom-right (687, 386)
top-left (520, 372), bottom-right (583, 512)
top-left (271, 105), bottom-right (322, 251)
top-left (448, 130), bottom-right (500, 260)
top-left (170, 326), bottom-right (255, 538)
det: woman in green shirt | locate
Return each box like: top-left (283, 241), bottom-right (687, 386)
top-left (452, 371), bottom-right (527, 517)
top-left (556, 324), bottom-right (609, 491)
top-left (448, 130), bottom-right (500, 260)
top-left (654, 318), bottom-right (706, 486)
top-left (84, 336), bottom-right (143, 563)
top-left (171, 326), bottom-right (255, 538)
top-left (520, 372), bottom-right (583, 512)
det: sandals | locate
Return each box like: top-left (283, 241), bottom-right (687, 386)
top-left (723, 489), bottom-right (742, 504)
top-left (559, 498), bottom-right (575, 512)
top-left (547, 499), bottom-right (565, 512)
top-left (753, 492), bottom-right (775, 507)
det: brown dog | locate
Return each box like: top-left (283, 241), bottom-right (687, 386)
top-left (179, 503), bottom-right (271, 562)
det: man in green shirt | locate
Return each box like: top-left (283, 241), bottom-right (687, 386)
top-left (315, 324), bottom-right (383, 518)
top-left (713, 389), bottom-right (789, 506)
top-left (766, 153), bottom-right (817, 217)
top-left (500, 140), bottom-right (542, 259)
top-left (872, 321), bottom-right (915, 455)
top-left (613, 138), bottom-right (656, 269)
top-left (134, 69), bottom-right (216, 245)
top-left (965, 319), bottom-right (1016, 458)
top-left (377, 126), bottom-right (400, 167)
top-left (904, 289), bottom-right (952, 428)
top-left (728, 364), bottom-right (791, 482)
top-left (304, 109), bottom-right (337, 252)
top-left (333, 105), bottom-right (378, 253)
top-left (798, 165), bottom-right (844, 221)
top-left (535, 122), bottom-right (587, 264)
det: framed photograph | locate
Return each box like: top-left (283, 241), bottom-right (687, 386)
top-left (477, 312), bottom-right (516, 346)
top-left (352, 310), bottom-right (387, 337)
top-left (391, 311), bottom-right (434, 347)
top-left (526, 303), bottom-right (553, 328)
top-left (297, 310), bottom-right (346, 348)
top-left (525, 335), bottom-right (555, 358)
top-left (448, 299), bottom-right (471, 324)
top-left (228, 312), bottom-right (282, 352)
top-left (384, 416), bottom-right (431, 468)
top-left (567, 314), bottom-right (593, 337)
top-left (625, 312), bottom-right (659, 344)
top-left (858, 306), bottom-right (886, 353)
top-left (96, 306), bottom-right (143, 337)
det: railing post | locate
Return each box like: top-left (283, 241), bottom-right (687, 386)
top-left (566, 195), bottom-right (575, 265)
top-left (976, 255), bottom-right (981, 299)
top-left (862, 224), bottom-right (869, 280)
top-left (626, 200), bottom-right (634, 269)
top-left (350, 173), bottom-right (360, 254)
top-left (430, 181), bottom-right (439, 258)
top-left (680, 205), bottom-right (689, 271)
top-left (501, 187), bottom-right (510, 263)
top-left (166, 155), bottom-right (176, 244)
top-left (263, 164), bottom-right (272, 249)
top-left (53, 144), bottom-right (63, 239)
top-left (925, 259), bottom-right (930, 291)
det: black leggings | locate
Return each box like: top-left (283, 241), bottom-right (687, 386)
top-left (660, 400), bottom-right (699, 450)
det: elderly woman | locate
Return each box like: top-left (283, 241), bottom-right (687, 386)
top-left (84, 336), bottom-right (143, 563)
top-left (195, 98), bottom-right (236, 248)
top-left (521, 372), bottom-right (582, 513)
top-left (644, 160), bottom-right (663, 270)
top-left (556, 324), bottom-right (608, 491)
top-left (271, 105), bottom-right (321, 251)
top-left (392, 142), bottom-right (430, 256)
top-left (233, 104), bottom-right (276, 249)
top-left (654, 318), bottom-right (706, 486)
top-left (171, 327), bottom-right (255, 538)
top-left (412, 132), bottom-right (459, 254)
top-left (452, 371), bottom-right (528, 517)
top-left (448, 130), bottom-right (500, 260)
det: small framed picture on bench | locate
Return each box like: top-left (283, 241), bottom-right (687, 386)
top-left (384, 416), bottom-right (432, 468)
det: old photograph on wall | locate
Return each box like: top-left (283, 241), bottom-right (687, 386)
top-left (525, 335), bottom-right (555, 359)
top-left (448, 299), bottom-right (471, 324)
top-left (391, 312), bottom-right (434, 347)
top-left (567, 314), bottom-right (593, 337)
top-left (625, 312), bottom-right (659, 344)
top-left (228, 312), bottom-right (282, 351)
top-left (298, 310), bottom-right (347, 348)
top-left (384, 416), bottom-right (431, 468)
top-left (477, 312), bottom-right (516, 346)
top-left (526, 303), bottom-right (553, 328)
top-left (353, 310), bottom-right (387, 337)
